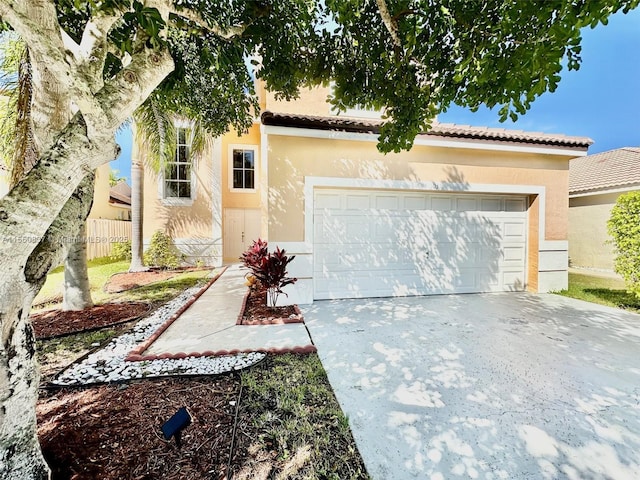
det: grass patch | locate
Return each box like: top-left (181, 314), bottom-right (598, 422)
top-left (117, 269), bottom-right (211, 304)
top-left (37, 327), bottom-right (123, 380)
top-left (235, 354), bottom-right (369, 480)
top-left (33, 258), bottom-right (213, 308)
top-left (34, 258), bottom-right (130, 306)
top-left (34, 259), bottom-right (215, 379)
top-left (556, 273), bottom-right (640, 312)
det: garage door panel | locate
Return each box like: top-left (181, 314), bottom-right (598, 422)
top-left (346, 194), bottom-right (371, 209)
top-left (315, 247), bottom-right (419, 272)
top-left (374, 194), bottom-right (400, 209)
top-left (456, 197), bottom-right (478, 211)
top-left (431, 196), bottom-right (453, 211)
top-left (506, 198), bottom-right (527, 212)
top-left (404, 195), bottom-right (428, 209)
top-left (315, 192), bottom-right (342, 209)
top-left (314, 189), bottom-right (527, 299)
top-left (503, 221), bottom-right (526, 241)
top-left (480, 197), bottom-right (503, 211)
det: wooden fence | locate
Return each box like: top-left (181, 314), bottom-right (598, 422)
top-left (85, 218), bottom-right (132, 260)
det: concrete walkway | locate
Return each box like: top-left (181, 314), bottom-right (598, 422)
top-left (142, 265), bottom-right (315, 357)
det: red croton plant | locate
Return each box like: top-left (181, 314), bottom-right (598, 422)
top-left (240, 239), bottom-right (297, 308)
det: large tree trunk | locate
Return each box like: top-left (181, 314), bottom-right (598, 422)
top-left (1, 172), bottom-right (95, 479)
top-left (62, 224), bottom-right (94, 311)
top-left (129, 125), bottom-right (147, 272)
top-left (0, 4), bottom-right (175, 475)
top-left (0, 118), bottom-right (114, 479)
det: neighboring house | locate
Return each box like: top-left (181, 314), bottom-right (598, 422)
top-left (569, 147), bottom-right (640, 272)
top-left (88, 165), bottom-right (132, 221)
top-left (108, 180), bottom-right (132, 221)
top-left (140, 84), bottom-right (592, 304)
top-left (0, 159), bottom-right (131, 221)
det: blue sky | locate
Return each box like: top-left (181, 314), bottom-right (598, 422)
top-left (440, 7), bottom-right (640, 153)
top-left (110, 7), bottom-right (640, 183)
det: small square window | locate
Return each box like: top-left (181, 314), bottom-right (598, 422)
top-left (230, 146), bottom-right (257, 191)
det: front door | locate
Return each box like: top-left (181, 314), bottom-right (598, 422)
top-left (223, 208), bottom-right (261, 262)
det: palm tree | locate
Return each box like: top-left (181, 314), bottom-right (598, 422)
top-left (129, 98), bottom-right (210, 272)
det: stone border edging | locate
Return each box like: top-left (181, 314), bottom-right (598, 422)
top-left (125, 266), bottom-right (227, 362)
top-left (235, 290), bottom-right (304, 325)
top-left (127, 344), bottom-right (317, 362)
top-left (43, 356), bottom-right (269, 391)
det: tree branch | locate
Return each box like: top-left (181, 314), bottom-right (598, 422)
top-left (0, 0), bottom-right (74, 92)
top-left (0, 114), bottom-right (117, 263)
top-left (376, 0), bottom-right (403, 50)
top-left (94, 46), bottom-right (174, 130)
top-left (77, 12), bottom-right (122, 92)
top-left (24, 173), bottom-right (95, 285)
top-left (168, 6), bottom-right (250, 39)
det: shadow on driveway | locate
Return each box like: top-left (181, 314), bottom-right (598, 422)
top-left (302, 293), bottom-right (640, 480)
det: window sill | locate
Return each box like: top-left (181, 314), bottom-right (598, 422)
top-left (161, 197), bottom-right (194, 207)
top-left (229, 188), bottom-right (257, 194)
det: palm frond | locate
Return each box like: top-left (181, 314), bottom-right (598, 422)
top-left (0, 36), bottom-right (38, 188)
top-left (133, 98), bottom-right (176, 173)
top-left (189, 117), bottom-right (213, 159)
top-left (133, 98), bottom-right (214, 172)
top-left (10, 46), bottom-right (37, 187)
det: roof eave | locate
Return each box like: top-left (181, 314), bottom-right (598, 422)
top-left (261, 111), bottom-right (592, 150)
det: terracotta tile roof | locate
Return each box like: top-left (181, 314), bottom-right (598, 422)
top-left (569, 147), bottom-right (640, 195)
top-left (261, 111), bottom-right (593, 150)
top-left (109, 181), bottom-right (131, 206)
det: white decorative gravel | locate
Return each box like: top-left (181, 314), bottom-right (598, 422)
top-left (52, 283), bottom-right (266, 386)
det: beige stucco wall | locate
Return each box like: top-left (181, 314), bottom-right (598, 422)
top-left (267, 135), bottom-right (571, 244)
top-left (568, 192), bottom-right (623, 271)
top-left (142, 145), bottom-right (214, 241)
top-left (88, 164), bottom-right (128, 220)
top-left (221, 124), bottom-right (262, 210)
top-left (265, 85), bottom-right (333, 116)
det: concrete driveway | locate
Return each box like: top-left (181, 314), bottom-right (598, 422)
top-left (302, 293), bottom-right (640, 480)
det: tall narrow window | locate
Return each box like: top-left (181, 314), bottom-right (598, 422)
top-left (232, 147), bottom-right (256, 190)
top-left (164, 127), bottom-right (192, 199)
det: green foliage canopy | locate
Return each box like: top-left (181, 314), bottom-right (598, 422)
top-left (608, 191), bottom-right (640, 296)
top-left (4, 0), bottom-right (636, 154)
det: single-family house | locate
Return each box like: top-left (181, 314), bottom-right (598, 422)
top-left (569, 147), bottom-right (640, 272)
top-left (89, 169), bottom-right (132, 222)
top-left (140, 84), bottom-right (592, 304)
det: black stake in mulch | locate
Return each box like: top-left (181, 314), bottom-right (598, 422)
top-left (161, 407), bottom-right (192, 448)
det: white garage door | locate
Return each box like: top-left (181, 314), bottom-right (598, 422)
top-left (313, 189), bottom-right (528, 300)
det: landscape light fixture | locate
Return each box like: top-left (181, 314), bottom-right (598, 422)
top-left (161, 407), bottom-right (192, 448)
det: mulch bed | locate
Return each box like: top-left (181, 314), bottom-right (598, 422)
top-left (38, 376), bottom-right (240, 480)
top-left (31, 302), bottom-right (150, 340)
top-left (238, 288), bottom-right (302, 325)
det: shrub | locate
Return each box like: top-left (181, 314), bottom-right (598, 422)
top-left (240, 238), bottom-right (269, 278)
top-left (143, 230), bottom-right (181, 269)
top-left (110, 241), bottom-right (132, 261)
top-left (607, 191), bottom-right (640, 296)
top-left (241, 239), bottom-right (297, 307)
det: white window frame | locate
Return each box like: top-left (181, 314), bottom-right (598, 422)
top-left (160, 123), bottom-right (197, 206)
top-left (228, 144), bottom-right (258, 193)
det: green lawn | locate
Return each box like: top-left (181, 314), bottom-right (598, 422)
top-left (34, 257), bottom-right (129, 306)
top-left (556, 272), bottom-right (640, 312)
top-left (33, 257), bottom-right (213, 309)
top-left (239, 354), bottom-right (369, 479)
